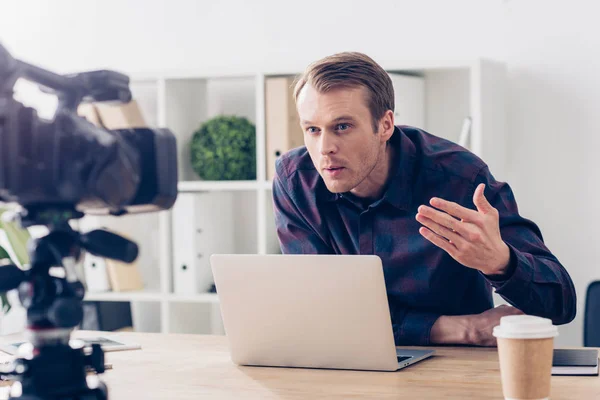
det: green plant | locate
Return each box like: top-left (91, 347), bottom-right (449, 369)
top-left (190, 115), bottom-right (256, 180)
top-left (0, 210), bottom-right (30, 267)
top-left (0, 245), bottom-right (13, 313)
top-left (0, 208), bottom-right (31, 313)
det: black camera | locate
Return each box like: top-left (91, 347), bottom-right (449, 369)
top-left (0, 42), bottom-right (179, 400)
top-left (0, 43), bottom-right (177, 221)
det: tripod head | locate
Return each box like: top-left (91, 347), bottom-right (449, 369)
top-left (0, 206), bottom-right (138, 330)
top-left (0, 206), bottom-right (139, 399)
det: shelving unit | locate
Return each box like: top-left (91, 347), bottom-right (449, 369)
top-left (79, 58), bottom-right (506, 334)
top-left (84, 290), bottom-right (164, 302)
top-left (178, 180), bottom-right (271, 192)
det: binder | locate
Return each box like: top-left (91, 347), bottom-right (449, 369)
top-left (78, 100), bottom-right (147, 130)
top-left (458, 116), bottom-right (472, 148)
top-left (83, 253), bottom-right (111, 292)
top-left (265, 77), bottom-right (305, 181)
top-left (172, 192), bottom-right (234, 295)
top-left (105, 257), bottom-right (144, 292)
top-left (172, 193), bottom-right (197, 294)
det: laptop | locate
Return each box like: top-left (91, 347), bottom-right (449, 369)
top-left (210, 254), bottom-right (434, 371)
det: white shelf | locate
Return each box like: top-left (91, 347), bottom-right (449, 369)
top-left (178, 180), bottom-right (271, 192)
top-left (167, 293), bottom-right (220, 304)
top-left (83, 291), bottom-right (221, 304)
top-left (83, 290), bottom-right (164, 302)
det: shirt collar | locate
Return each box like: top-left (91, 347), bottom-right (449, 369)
top-left (382, 126), bottom-right (415, 211)
top-left (321, 126), bottom-right (415, 211)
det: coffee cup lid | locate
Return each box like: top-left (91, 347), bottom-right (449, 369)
top-left (493, 315), bottom-right (558, 339)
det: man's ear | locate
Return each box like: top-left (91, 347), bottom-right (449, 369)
top-left (378, 110), bottom-right (395, 143)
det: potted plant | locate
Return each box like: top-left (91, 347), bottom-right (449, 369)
top-left (0, 245), bottom-right (14, 313)
top-left (190, 115), bottom-right (256, 180)
top-left (0, 208), bottom-right (31, 314)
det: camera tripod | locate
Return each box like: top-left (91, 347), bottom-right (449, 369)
top-left (0, 206), bottom-right (139, 400)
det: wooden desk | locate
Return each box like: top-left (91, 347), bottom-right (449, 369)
top-left (1, 332), bottom-right (599, 399)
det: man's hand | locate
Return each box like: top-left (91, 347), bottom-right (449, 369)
top-left (465, 305), bottom-right (524, 346)
top-left (431, 305), bottom-right (524, 346)
top-left (416, 183), bottom-right (511, 276)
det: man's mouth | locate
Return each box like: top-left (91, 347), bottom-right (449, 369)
top-left (323, 167), bottom-right (345, 177)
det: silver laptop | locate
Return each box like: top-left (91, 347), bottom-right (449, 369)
top-left (210, 254), bottom-right (434, 371)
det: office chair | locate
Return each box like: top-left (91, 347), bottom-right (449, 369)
top-left (584, 281), bottom-right (600, 347)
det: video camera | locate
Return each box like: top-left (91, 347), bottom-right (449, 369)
top-left (0, 42), bottom-right (178, 400)
top-left (0, 44), bottom-right (177, 220)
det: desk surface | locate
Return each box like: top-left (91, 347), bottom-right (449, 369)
top-left (1, 332), bottom-right (599, 399)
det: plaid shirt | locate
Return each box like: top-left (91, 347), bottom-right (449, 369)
top-left (272, 126), bottom-right (576, 346)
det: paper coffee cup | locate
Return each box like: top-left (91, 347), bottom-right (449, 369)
top-left (493, 315), bottom-right (558, 400)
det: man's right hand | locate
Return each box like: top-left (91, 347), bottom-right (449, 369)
top-left (465, 305), bottom-right (524, 346)
top-left (430, 305), bottom-right (524, 346)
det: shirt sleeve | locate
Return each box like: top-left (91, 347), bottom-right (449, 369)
top-left (272, 161), bottom-right (333, 254)
top-left (475, 166), bottom-right (577, 325)
top-left (389, 299), bottom-right (441, 345)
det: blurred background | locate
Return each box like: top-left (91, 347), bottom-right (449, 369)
top-left (0, 0), bottom-right (598, 348)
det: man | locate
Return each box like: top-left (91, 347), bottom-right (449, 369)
top-left (272, 52), bottom-right (576, 346)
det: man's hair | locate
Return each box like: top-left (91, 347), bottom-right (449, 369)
top-left (293, 52), bottom-right (394, 132)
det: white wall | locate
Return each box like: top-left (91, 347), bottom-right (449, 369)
top-left (504, 0), bottom-right (600, 346)
top-left (3, 0), bottom-right (597, 347)
top-left (0, 0), bottom-right (505, 74)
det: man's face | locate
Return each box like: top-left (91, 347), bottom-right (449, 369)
top-left (297, 84), bottom-right (386, 193)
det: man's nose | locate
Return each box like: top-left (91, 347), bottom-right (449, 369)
top-left (319, 131), bottom-right (338, 155)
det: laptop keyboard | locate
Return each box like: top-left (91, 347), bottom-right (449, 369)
top-left (397, 356), bottom-right (411, 362)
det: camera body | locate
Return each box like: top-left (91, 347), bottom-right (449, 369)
top-left (0, 99), bottom-right (178, 216)
top-left (0, 44), bottom-right (178, 218)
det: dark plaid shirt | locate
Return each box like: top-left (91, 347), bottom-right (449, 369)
top-left (272, 126), bottom-right (576, 346)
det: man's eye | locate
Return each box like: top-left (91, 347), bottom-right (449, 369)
top-left (306, 127), bottom-right (319, 134)
top-left (336, 123), bottom-right (351, 131)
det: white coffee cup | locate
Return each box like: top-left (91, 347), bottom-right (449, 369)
top-left (493, 315), bottom-right (558, 400)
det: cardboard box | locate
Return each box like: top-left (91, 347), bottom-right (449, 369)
top-left (77, 103), bottom-right (103, 127)
top-left (77, 100), bottom-right (147, 130)
top-left (105, 257), bottom-right (144, 292)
